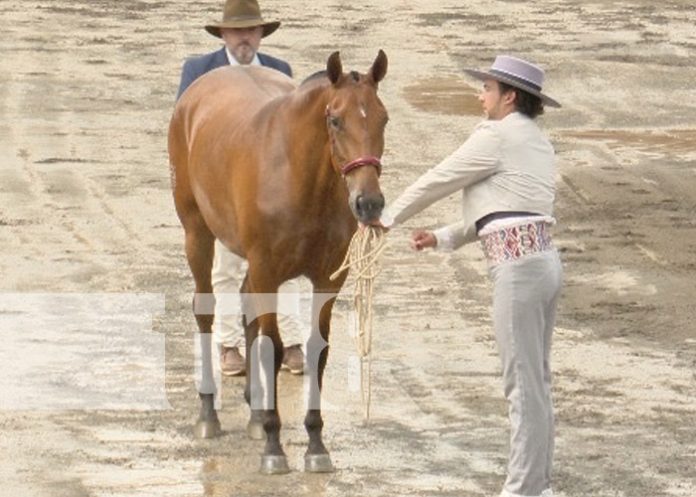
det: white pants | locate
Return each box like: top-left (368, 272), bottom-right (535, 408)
top-left (490, 249), bottom-right (563, 497)
top-left (211, 240), bottom-right (307, 350)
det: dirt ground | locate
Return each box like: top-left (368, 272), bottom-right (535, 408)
top-left (1, 0), bottom-right (695, 496)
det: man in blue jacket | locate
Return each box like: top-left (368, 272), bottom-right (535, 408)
top-left (177, 0), bottom-right (291, 99)
top-left (176, 0), bottom-right (304, 377)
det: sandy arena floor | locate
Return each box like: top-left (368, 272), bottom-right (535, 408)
top-left (1, 1), bottom-right (695, 496)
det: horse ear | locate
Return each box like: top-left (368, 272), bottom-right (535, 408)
top-left (369, 49), bottom-right (388, 85)
top-left (327, 51), bottom-right (343, 85)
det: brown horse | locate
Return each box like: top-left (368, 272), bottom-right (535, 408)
top-left (168, 51), bottom-right (388, 474)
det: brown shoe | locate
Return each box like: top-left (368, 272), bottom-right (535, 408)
top-left (220, 346), bottom-right (245, 376)
top-left (281, 344), bottom-right (304, 375)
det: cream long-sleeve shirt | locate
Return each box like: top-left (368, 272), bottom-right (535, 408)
top-left (382, 112), bottom-right (557, 250)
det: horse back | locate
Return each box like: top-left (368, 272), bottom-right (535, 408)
top-left (180, 65), bottom-right (293, 119)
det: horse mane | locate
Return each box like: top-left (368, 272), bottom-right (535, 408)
top-left (291, 70), bottom-right (331, 109)
top-left (301, 69), bottom-right (360, 85)
top-left (291, 68), bottom-right (372, 112)
top-left (301, 70), bottom-right (328, 85)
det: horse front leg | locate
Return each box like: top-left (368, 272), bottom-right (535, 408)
top-left (183, 224), bottom-right (221, 439)
top-left (244, 279), bottom-right (289, 474)
top-left (303, 290), bottom-right (338, 473)
top-left (241, 275), bottom-right (264, 441)
top-left (194, 330), bottom-right (221, 439)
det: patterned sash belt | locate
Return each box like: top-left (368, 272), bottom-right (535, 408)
top-left (480, 221), bottom-right (554, 267)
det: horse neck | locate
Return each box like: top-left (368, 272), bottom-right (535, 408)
top-left (284, 85), bottom-right (346, 206)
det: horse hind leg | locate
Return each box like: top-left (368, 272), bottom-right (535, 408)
top-left (183, 216), bottom-right (221, 439)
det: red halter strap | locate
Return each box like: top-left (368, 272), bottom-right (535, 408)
top-left (340, 156), bottom-right (382, 177)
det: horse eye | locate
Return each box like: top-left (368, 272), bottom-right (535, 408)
top-left (329, 116), bottom-right (341, 129)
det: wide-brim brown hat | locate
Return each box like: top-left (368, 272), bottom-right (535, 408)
top-left (464, 55), bottom-right (561, 108)
top-left (205, 0), bottom-right (280, 39)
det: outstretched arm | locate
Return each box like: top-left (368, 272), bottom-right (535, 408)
top-left (383, 122), bottom-right (502, 228)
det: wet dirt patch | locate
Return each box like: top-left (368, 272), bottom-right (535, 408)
top-left (402, 77), bottom-right (481, 116)
top-left (416, 11), bottom-right (507, 29)
top-left (564, 128), bottom-right (696, 154)
top-left (0, 218), bottom-right (35, 227)
top-left (34, 157), bottom-right (92, 164)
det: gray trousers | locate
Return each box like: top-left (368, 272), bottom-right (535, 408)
top-left (490, 249), bottom-right (563, 497)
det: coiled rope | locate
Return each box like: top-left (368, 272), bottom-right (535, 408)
top-left (330, 226), bottom-right (387, 420)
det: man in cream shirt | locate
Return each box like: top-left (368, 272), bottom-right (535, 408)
top-left (380, 55), bottom-right (563, 497)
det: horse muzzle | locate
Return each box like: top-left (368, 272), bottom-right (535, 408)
top-left (353, 192), bottom-right (385, 224)
top-left (342, 156), bottom-right (384, 223)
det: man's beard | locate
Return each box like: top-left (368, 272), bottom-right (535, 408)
top-left (232, 43), bottom-right (255, 64)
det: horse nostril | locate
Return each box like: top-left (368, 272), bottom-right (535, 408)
top-left (355, 194), bottom-right (385, 220)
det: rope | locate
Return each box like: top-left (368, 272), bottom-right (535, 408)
top-left (330, 226), bottom-right (387, 421)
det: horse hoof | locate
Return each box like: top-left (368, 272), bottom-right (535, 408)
top-left (260, 455), bottom-right (290, 475)
top-left (304, 453), bottom-right (335, 473)
top-left (194, 419), bottom-right (221, 439)
top-left (246, 420), bottom-right (265, 440)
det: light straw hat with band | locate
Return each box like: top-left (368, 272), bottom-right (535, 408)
top-left (465, 55), bottom-right (561, 108)
top-left (204, 0), bottom-right (280, 39)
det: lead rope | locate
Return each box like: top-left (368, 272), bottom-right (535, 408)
top-left (330, 226), bottom-right (387, 421)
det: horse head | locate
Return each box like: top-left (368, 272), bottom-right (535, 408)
top-left (324, 50), bottom-right (388, 224)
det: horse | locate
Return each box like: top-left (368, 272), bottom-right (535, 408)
top-left (168, 50), bottom-right (388, 474)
